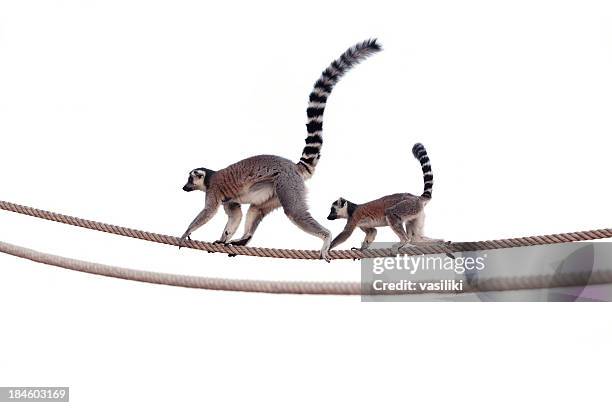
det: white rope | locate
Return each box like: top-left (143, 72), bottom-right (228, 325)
top-left (0, 241), bottom-right (360, 295)
top-left (3, 239), bottom-right (612, 296)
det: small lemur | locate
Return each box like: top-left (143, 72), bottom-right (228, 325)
top-left (327, 143), bottom-right (445, 253)
top-left (180, 39), bottom-right (382, 260)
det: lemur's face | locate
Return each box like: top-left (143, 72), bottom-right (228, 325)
top-left (183, 168), bottom-right (207, 192)
top-left (327, 198), bottom-right (349, 220)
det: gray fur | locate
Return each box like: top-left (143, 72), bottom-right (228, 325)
top-left (180, 155), bottom-right (331, 259)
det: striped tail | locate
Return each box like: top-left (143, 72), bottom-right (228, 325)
top-left (298, 39), bottom-right (382, 176)
top-left (412, 143), bottom-right (433, 199)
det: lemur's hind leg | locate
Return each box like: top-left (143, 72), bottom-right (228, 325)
top-left (275, 174), bottom-right (331, 261)
top-left (215, 202), bottom-right (242, 244)
top-left (409, 212), bottom-right (445, 244)
top-left (353, 227), bottom-right (377, 250)
top-left (228, 198), bottom-right (280, 246)
top-left (385, 199), bottom-right (420, 253)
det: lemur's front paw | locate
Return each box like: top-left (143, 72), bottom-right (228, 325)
top-left (390, 243), bottom-right (408, 256)
top-left (213, 240), bottom-right (228, 245)
top-left (178, 234), bottom-right (192, 249)
top-left (320, 250), bottom-right (331, 263)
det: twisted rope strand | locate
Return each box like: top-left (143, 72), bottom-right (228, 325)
top-left (2, 240), bottom-right (611, 295)
top-left (1, 200), bottom-right (612, 260)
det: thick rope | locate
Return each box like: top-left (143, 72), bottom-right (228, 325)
top-left (1, 200), bottom-right (612, 260)
top-left (1, 240), bottom-right (611, 295)
top-left (0, 241), bottom-right (358, 294)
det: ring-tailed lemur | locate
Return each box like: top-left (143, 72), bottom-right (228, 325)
top-left (327, 143), bottom-right (446, 253)
top-left (180, 39), bottom-right (382, 261)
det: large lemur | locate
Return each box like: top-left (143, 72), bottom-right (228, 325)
top-left (327, 143), bottom-right (445, 253)
top-left (180, 39), bottom-right (381, 260)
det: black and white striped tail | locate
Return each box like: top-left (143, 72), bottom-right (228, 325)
top-left (412, 143), bottom-right (433, 199)
top-left (298, 39), bottom-right (382, 176)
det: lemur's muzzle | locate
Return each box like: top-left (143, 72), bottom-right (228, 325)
top-left (183, 183), bottom-right (195, 192)
top-left (327, 212), bottom-right (337, 220)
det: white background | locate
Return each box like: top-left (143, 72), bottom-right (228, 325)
top-left (1, 0), bottom-right (611, 406)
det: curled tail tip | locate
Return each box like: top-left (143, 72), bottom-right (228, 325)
top-left (412, 143), bottom-right (426, 158)
top-left (361, 38), bottom-right (382, 51)
top-left (352, 38), bottom-right (383, 57)
top-left (412, 143), bottom-right (433, 199)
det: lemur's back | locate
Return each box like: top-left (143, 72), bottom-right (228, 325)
top-left (212, 155), bottom-right (297, 197)
top-left (222, 155), bottom-right (297, 181)
top-left (354, 193), bottom-right (421, 224)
